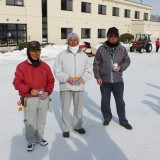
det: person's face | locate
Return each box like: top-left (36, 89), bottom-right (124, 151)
top-left (68, 37), bottom-right (79, 47)
top-left (107, 34), bottom-right (119, 44)
top-left (29, 50), bottom-right (41, 60)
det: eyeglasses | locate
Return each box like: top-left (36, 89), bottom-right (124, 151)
top-left (109, 35), bottom-right (118, 38)
top-left (30, 50), bottom-right (41, 55)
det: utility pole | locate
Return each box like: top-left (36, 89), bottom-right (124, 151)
top-left (141, 0), bottom-right (142, 4)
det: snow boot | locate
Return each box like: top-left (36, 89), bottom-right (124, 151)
top-left (63, 132), bottom-right (70, 138)
top-left (74, 128), bottom-right (86, 134)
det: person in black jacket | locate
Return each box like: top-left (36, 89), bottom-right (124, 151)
top-left (93, 27), bottom-right (132, 130)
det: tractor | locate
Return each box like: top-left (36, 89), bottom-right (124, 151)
top-left (130, 34), bottom-right (152, 53)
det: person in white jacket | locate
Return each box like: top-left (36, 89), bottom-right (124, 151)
top-left (54, 33), bottom-right (93, 138)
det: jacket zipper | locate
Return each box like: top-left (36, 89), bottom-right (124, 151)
top-left (74, 54), bottom-right (77, 91)
top-left (110, 46), bottom-right (120, 83)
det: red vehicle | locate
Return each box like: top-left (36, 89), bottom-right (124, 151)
top-left (130, 34), bottom-right (152, 53)
top-left (80, 42), bottom-right (96, 57)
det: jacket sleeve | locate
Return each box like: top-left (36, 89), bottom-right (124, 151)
top-left (119, 47), bottom-right (131, 72)
top-left (45, 65), bottom-right (54, 94)
top-left (13, 64), bottom-right (31, 94)
top-left (93, 47), bottom-right (102, 79)
top-left (81, 54), bottom-right (93, 83)
top-left (53, 52), bottom-right (69, 83)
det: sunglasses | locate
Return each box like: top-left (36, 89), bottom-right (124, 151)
top-left (109, 34), bottom-right (118, 38)
top-left (30, 50), bottom-right (41, 55)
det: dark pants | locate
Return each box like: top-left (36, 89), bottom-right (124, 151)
top-left (100, 82), bottom-right (128, 125)
top-left (156, 46), bottom-right (159, 52)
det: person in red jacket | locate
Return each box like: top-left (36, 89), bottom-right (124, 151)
top-left (13, 41), bottom-right (54, 151)
top-left (155, 38), bottom-right (160, 52)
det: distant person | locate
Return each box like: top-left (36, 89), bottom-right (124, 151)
top-left (143, 36), bottom-right (148, 47)
top-left (13, 41), bottom-right (54, 151)
top-left (155, 38), bottom-right (160, 52)
top-left (93, 27), bottom-right (132, 130)
top-left (54, 33), bottom-right (93, 138)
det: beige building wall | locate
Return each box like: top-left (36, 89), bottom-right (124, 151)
top-left (0, 0), bottom-right (42, 42)
top-left (131, 20), bottom-right (160, 43)
top-left (47, 0), bottom-right (152, 45)
top-left (25, 1), bottom-right (42, 42)
top-left (0, 0), bottom-right (160, 46)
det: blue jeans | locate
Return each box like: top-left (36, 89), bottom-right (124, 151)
top-left (100, 82), bottom-right (128, 124)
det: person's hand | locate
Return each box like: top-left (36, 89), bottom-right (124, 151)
top-left (97, 79), bottom-right (103, 85)
top-left (31, 89), bottom-right (39, 96)
top-left (68, 77), bottom-right (74, 85)
top-left (113, 66), bottom-right (121, 72)
top-left (78, 77), bottom-right (84, 85)
top-left (41, 92), bottom-right (49, 99)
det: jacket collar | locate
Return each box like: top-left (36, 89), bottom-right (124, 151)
top-left (27, 58), bottom-right (41, 67)
top-left (102, 41), bottom-right (121, 51)
top-left (67, 46), bottom-right (81, 54)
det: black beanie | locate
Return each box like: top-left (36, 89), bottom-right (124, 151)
top-left (107, 27), bottom-right (119, 36)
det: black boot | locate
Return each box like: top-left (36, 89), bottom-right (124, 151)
top-left (63, 132), bottom-right (70, 138)
top-left (74, 128), bottom-right (86, 134)
top-left (120, 123), bottom-right (132, 130)
top-left (103, 120), bottom-right (109, 126)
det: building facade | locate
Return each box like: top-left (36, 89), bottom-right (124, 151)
top-left (0, 0), bottom-right (160, 49)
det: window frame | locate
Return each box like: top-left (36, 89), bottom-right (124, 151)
top-left (124, 9), bottom-right (130, 18)
top-left (61, 0), bottom-right (73, 11)
top-left (112, 7), bottom-right (119, 17)
top-left (98, 4), bottom-right (106, 15)
top-left (6, 0), bottom-right (24, 6)
top-left (135, 11), bottom-right (140, 19)
top-left (81, 2), bottom-right (91, 13)
top-left (0, 23), bottom-right (27, 47)
top-left (61, 28), bottom-right (73, 39)
top-left (98, 29), bottom-right (106, 38)
top-left (144, 13), bottom-right (149, 21)
top-left (81, 28), bottom-right (91, 39)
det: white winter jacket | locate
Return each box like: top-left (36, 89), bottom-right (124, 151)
top-left (54, 47), bottom-right (93, 91)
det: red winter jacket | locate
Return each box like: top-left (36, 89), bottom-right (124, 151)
top-left (13, 60), bottom-right (54, 98)
top-left (155, 40), bottom-right (160, 46)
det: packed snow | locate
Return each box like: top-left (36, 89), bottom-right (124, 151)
top-left (0, 43), bottom-right (160, 160)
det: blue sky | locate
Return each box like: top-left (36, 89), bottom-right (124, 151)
top-left (130, 0), bottom-right (160, 15)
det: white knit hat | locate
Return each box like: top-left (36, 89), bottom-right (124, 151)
top-left (67, 33), bottom-right (79, 44)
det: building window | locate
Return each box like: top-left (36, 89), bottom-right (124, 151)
top-left (81, 28), bottom-right (90, 38)
top-left (0, 24), bottom-right (7, 46)
top-left (124, 9), bottom-right (130, 18)
top-left (112, 7), bottom-right (119, 16)
top-left (6, 0), bottom-right (23, 6)
top-left (61, 28), bottom-right (73, 39)
top-left (42, 0), bottom-right (47, 17)
top-left (135, 11), bottom-right (140, 19)
top-left (81, 2), bottom-right (91, 13)
top-left (0, 23), bottom-right (27, 47)
top-left (144, 13), bottom-right (148, 20)
top-left (98, 5), bottom-right (106, 15)
top-left (61, 0), bottom-right (73, 11)
top-left (42, 0), bottom-right (48, 41)
top-left (98, 29), bottom-right (106, 38)
top-left (42, 19), bottom-right (47, 38)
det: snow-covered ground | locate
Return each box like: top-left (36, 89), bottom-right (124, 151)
top-left (0, 43), bottom-right (160, 160)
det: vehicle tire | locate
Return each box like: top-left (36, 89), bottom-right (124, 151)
top-left (146, 43), bottom-right (152, 53)
top-left (130, 46), bottom-right (134, 52)
top-left (139, 48), bottom-right (144, 53)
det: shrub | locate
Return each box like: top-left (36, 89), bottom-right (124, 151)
top-left (41, 43), bottom-right (55, 48)
top-left (119, 33), bottom-right (134, 43)
top-left (18, 42), bottom-right (29, 50)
